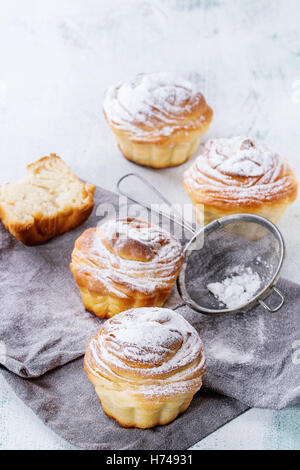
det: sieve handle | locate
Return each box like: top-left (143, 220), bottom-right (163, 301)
top-left (259, 286), bottom-right (285, 312)
top-left (117, 173), bottom-right (196, 235)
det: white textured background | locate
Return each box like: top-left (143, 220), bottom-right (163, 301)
top-left (0, 0), bottom-right (300, 450)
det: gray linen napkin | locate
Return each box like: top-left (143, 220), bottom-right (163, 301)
top-left (1, 362), bottom-right (248, 450)
top-left (0, 185), bottom-right (300, 449)
top-left (0, 187), bottom-right (115, 377)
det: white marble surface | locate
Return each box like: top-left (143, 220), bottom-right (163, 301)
top-left (0, 0), bottom-right (300, 450)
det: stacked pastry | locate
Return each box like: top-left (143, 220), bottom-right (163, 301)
top-left (70, 217), bottom-right (184, 318)
top-left (84, 307), bottom-right (206, 428)
top-left (103, 72), bottom-right (213, 168)
top-left (184, 136), bottom-right (298, 225)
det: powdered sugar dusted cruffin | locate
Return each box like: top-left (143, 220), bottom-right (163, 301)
top-left (84, 307), bottom-right (206, 399)
top-left (70, 218), bottom-right (184, 318)
top-left (103, 72), bottom-right (212, 143)
top-left (184, 136), bottom-right (298, 208)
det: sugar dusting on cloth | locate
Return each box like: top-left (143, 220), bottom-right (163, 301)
top-left (207, 338), bottom-right (255, 364)
top-left (207, 265), bottom-right (261, 309)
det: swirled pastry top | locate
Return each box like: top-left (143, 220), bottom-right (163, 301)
top-left (71, 218), bottom-right (184, 298)
top-left (184, 137), bottom-right (298, 208)
top-left (103, 73), bottom-right (213, 143)
top-left (84, 307), bottom-right (206, 398)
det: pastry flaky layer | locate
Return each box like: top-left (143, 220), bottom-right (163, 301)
top-left (103, 72), bottom-right (213, 168)
top-left (70, 218), bottom-right (184, 318)
top-left (184, 136), bottom-right (298, 225)
top-left (84, 307), bottom-right (206, 428)
top-left (0, 154), bottom-right (95, 245)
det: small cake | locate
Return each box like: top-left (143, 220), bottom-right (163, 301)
top-left (84, 307), bottom-right (206, 428)
top-left (184, 137), bottom-right (298, 225)
top-left (0, 154), bottom-right (95, 245)
top-left (70, 218), bottom-right (184, 318)
top-left (103, 73), bottom-right (213, 168)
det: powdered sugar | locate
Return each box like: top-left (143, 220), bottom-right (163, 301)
top-left (85, 307), bottom-right (206, 399)
top-left (207, 338), bottom-right (254, 364)
top-left (108, 322), bottom-right (182, 366)
top-left (207, 264), bottom-right (261, 309)
top-left (103, 73), bottom-right (205, 142)
top-left (184, 136), bottom-right (297, 207)
top-left (207, 137), bottom-right (275, 177)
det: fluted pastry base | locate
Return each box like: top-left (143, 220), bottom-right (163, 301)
top-left (93, 384), bottom-right (195, 428)
top-left (111, 128), bottom-right (206, 168)
top-left (78, 286), bottom-right (173, 318)
top-left (193, 201), bottom-right (291, 240)
top-left (199, 202), bottom-right (290, 225)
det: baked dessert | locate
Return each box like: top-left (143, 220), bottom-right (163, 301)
top-left (0, 154), bottom-right (95, 245)
top-left (70, 218), bottom-right (184, 318)
top-left (103, 72), bottom-right (213, 168)
top-left (84, 307), bottom-right (206, 428)
top-left (184, 137), bottom-right (298, 225)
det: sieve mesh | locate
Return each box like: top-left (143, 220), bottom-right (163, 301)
top-left (178, 218), bottom-right (284, 314)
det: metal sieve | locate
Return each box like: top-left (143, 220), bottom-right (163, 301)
top-left (117, 173), bottom-right (285, 315)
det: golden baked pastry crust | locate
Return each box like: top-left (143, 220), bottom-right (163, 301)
top-left (103, 73), bottom-right (213, 168)
top-left (184, 137), bottom-right (298, 225)
top-left (84, 307), bottom-right (206, 428)
top-left (0, 154), bottom-right (95, 245)
top-left (70, 218), bottom-right (184, 318)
